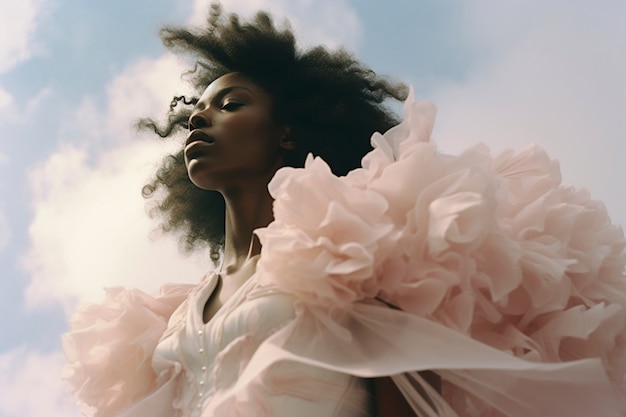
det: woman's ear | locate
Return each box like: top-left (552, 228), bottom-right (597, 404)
top-left (279, 126), bottom-right (296, 150)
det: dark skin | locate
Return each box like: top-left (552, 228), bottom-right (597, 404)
top-left (185, 72), bottom-right (293, 322)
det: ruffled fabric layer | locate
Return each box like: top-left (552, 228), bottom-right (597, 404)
top-left (62, 283), bottom-right (195, 417)
top-left (248, 90), bottom-right (626, 416)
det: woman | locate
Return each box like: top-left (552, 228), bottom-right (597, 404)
top-left (63, 5), bottom-right (626, 417)
top-left (64, 5), bottom-right (406, 417)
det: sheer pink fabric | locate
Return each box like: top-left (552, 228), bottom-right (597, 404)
top-left (62, 283), bottom-right (195, 417)
top-left (250, 91), bottom-right (626, 416)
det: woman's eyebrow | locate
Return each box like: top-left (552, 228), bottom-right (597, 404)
top-left (194, 85), bottom-right (255, 111)
top-left (213, 86), bottom-right (254, 102)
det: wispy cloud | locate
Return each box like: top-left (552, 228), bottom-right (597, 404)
top-left (105, 54), bottom-right (192, 142)
top-left (0, 87), bottom-right (13, 112)
top-left (0, 347), bottom-right (79, 417)
top-left (0, 0), bottom-right (51, 74)
top-left (0, 85), bottom-right (53, 124)
top-left (0, 0), bottom-right (52, 124)
top-left (56, 53), bottom-right (189, 150)
top-left (192, 0), bottom-right (362, 50)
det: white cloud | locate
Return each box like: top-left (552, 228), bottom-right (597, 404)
top-left (0, 87), bottom-right (13, 111)
top-left (24, 86), bottom-right (53, 114)
top-left (22, 48), bottom-right (211, 316)
top-left (0, 0), bottom-right (51, 123)
top-left (57, 53), bottom-right (188, 150)
top-left (0, 85), bottom-right (53, 124)
top-left (428, 1), bottom-right (626, 226)
top-left (0, 347), bottom-right (79, 417)
top-left (191, 0), bottom-right (362, 50)
top-left (0, 86), bottom-right (17, 124)
top-left (105, 53), bottom-right (190, 141)
top-left (57, 97), bottom-right (105, 146)
top-left (22, 140), bottom-right (209, 315)
top-left (0, 0), bottom-right (50, 74)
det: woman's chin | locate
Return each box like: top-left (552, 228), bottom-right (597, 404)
top-left (187, 167), bottom-right (219, 191)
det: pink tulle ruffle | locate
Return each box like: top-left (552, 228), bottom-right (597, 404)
top-left (62, 283), bottom-right (194, 417)
top-left (256, 89), bottom-right (626, 415)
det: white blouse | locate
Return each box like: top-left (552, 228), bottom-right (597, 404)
top-left (153, 272), bottom-right (373, 417)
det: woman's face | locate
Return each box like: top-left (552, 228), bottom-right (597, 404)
top-left (184, 73), bottom-right (291, 191)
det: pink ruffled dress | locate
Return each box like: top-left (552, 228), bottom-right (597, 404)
top-left (64, 91), bottom-right (626, 417)
top-left (63, 273), bottom-right (372, 417)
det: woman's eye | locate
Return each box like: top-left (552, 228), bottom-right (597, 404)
top-left (221, 101), bottom-right (244, 111)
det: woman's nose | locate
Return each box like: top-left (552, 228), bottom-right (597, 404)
top-left (188, 110), bottom-right (212, 130)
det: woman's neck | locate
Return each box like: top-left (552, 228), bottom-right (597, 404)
top-left (221, 185), bottom-right (274, 275)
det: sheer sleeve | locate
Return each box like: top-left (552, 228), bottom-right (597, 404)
top-left (62, 283), bottom-right (194, 417)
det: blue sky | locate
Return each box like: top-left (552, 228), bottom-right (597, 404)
top-left (0, 0), bottom-right (624, 416)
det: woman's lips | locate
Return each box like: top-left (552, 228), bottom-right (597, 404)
top-left (185, 130), bottom-right (215, 159)
top-left (185, 129), bottom-right (215, 146)
top-left (185, 140), bottom-right (214, 160)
